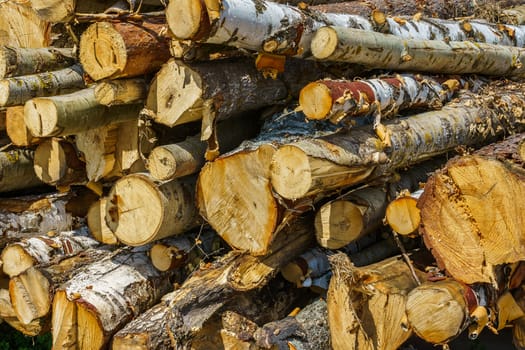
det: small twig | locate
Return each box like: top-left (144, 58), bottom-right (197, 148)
top-left (392, 230), bottom-right (421, 286)
top-left (74, 11), bottom-right (165, 23)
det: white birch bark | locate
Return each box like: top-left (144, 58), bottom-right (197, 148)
top-left (311, 26), bottom-right (525, 77)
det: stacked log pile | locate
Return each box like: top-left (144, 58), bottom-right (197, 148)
top-left (2, 0), bottom-right (525, 349)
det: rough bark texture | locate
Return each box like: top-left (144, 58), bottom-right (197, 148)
top-left (24, 87), bottom-right (141, 137)
top-left (51, 246), bottom-right (175, 350)
top-left (0, 47), bottom-right (75, 79)
top-left (105, 173), bottom-right (201, 246)
top-left (270, 81), bottom-right (525, 201)
top-left (328, 253), bottom-right (425, 350)
top-left (299, 74), bottom-right (481, 123)
top-left (80, 19), bottom-right (171, 81)
top-left (0, 197), bottom-right (75, 249)
top-left (0, 149), bottom-right (44, 193)
top-left (418, 134), bottom-right (525, 285)
top-left (311, 26), bottom-right (525, 77)
top-left (0, 64), bottom-right (85, 107)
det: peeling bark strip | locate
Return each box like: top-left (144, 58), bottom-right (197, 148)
top-left (270, 81), bottom-right (525, 201)
top-left (80, 19), bottom-right (171, 81)
top-left (418, 134), bottom-right (525, 286)
top-left (166, 0), bottom-right (372, 56)
top-left (300, 74), bottom-right (482, 123)
top-left (0, 149), bottom-right (43, 193)
top-left (311, 26), bottom-right (525, 77)
top-left (51, 246), bottom-right (174, 350)
top-left (0, 64), bottom-right (85, 107)
top-left (105, 173), bottom-right (201, 246)
top-left (0, 46), bottom-right (75, 79)
top-left (1, 227), bottom-right (98, 278)
top-left (328, 253), bottom-right (425, 350)
top-left (24, 87), bottom-right (141, 137)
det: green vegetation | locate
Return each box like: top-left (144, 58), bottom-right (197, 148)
top-left (0, 323), bottom-right (51, 350)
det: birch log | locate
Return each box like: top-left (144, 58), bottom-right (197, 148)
top-left (24, 87), bottom-right (141, 137)
top-left (328, 253), bottom-right (425, 350)
top-left (94, 78), bottom-right (148, 106)
top-left (1, 227), bottom-right (99, 278)
top-left (0, 197), bottom-right (74, 249)
top-left (299, 75), bottom-right (478, 123)
top-left (148, 116), bottom-right (260, 180)
top-left (311, 26), bottom-right (525, 77)
top-left (5, 106), bottom-right (41, 146)
top-left (0, 47), bottom-right (75, 79)
top-left (9, 247), bottom-right (113, 326)
top-left (51, 246), bottom-right (175, 350)
top-left (270, 81), bottom-right (525, 201)
top-left (0, 64), bottom-right (85, 107)
top-left (105, 173), bottom-right (200, 246)
top-left (0, 149), bottom-right (43, 193)
top-left (80, 20), bottom-right (171, 81)
top-left (418, 134), bottom-right (525, 286)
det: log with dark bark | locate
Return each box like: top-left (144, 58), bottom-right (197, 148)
top-left (80, 19), bottom-right (171, 81)
top-left (0, 64), bottom-right (85, 107)
top-left (33, 138), bottom-right (87, 188)
top-left (0, 47), bottom-right (75, 79)
top-left (1, 227), bottom-right (99, 278)
top-left (148, 116), bottom-right (260, 181)
top-left (0, 149), bottom-right (44, 193)
top-left (146, 57), bottom-right (356, 128)
top-left (328, 253), bottom-right (425, 350)
top-left (51, 245), bottom-right (176, 350)
top-left (9, 246), bottom-right (113, 326)
top-left (105, 173), bottom-right (201, 246)
top-left (24, 87), bottom-right (142, 137)
top-left (311, 26), bottom-right (525, 77)
top-left (270, 81), bottom-right (525, 201)
top-left (418, 133), bottom-right (525, 285)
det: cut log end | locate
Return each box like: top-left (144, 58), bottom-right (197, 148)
top-left (385, 196), bottom-right (421, 235)
top-left (270, 145), bottom-right (312, 200)
top-left (52, 290), bottom-right (77, 349)
top-left (150, 243), bottom-right (187, 271)
top-left (299, 82), bottom-right (333, 120)
top-left (105, 175), bottom-right (164, 246)
top-left (77, 302), bottom-right (105, 350)
top-left (148, 146), bottom-right (178, 181)
top-left (0, 49), bottom-right (8, 79)
top-left (311, 27), bottom-right (338, 60)
top-left (167, 0), bottom-right (205, 40)
top-left (10, 267), bottom-right (51, 324)
top-left (197, 145), bottom-right (278, 255)
top-left (148, 60), bottom-right (204, 127)
top-left (80, 22), bottom-right (127, 81)
top-left (1, 244), bottom-right (34, 277)
top-left (314, 200), bottom-right (364, 249)
top-left (0, 81), bottom-right (10, 106)
top-left (406, 280), bottom-right (468, 344)
top-left (24, 99), bottom-right (58, 137)
top-left (519, 139), bottom-right (525, 162)
top-left (6, 106), bottom-right (41, 146)
top-left (87, 199), bottom-right (118, 245)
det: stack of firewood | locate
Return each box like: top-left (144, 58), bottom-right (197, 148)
top-left (2, 0), bottom-right (525, 349)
